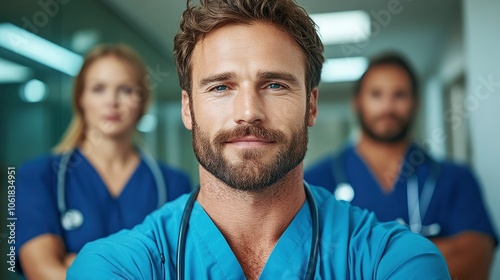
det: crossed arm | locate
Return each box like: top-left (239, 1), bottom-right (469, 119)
top-left (20, 234), bottom-right (77, 280)
top-left (432, 231), bottom-right (495, 280)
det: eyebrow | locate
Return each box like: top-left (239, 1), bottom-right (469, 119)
top-left (258, 71), bottom-right (300, 87)
top-left (199, 72), bottom-right (236, 88)
top-left (197, 71), bottom-right (301, 88)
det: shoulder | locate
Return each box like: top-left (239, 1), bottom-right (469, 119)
top-left (68, 194), bottom-right (190, 279)
top-left (436, 160), bottom-right (482, 193)
top-left (139, 193), bottom-right (191, 236)
top-left (18, 153), bottom-right (62, 190)
top-left (19, 153), bottom-right (60, 176)
top-left (310, 186), bottom-right (449, 278)
top-left (375, 227), bottom-right (450, 278)
top-left (68, 228), bottom-right (163, 279)
top-left (439, 160), bottom-right (476, 179)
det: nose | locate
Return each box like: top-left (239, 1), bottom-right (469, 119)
top-left (232, 86), bottom-right (265, 125)
top-left (378, 93), bottom-right (398, 112)
top-left (105, 89), bottom-right (120, 107)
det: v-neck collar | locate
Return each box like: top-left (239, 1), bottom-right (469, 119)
top-left (74, 148), bottom-right (144, 200)
top-left (352, 144), bottom-right (414, 194)
top-left (190, 199), bottom-right (312, 279)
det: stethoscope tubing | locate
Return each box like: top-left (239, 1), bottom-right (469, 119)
top-left (333, 144), bottom-right (441, 236)
top-left (57, 147), bottom-right (167, 231)
top-left (176, 183), bottom-right (319, 280)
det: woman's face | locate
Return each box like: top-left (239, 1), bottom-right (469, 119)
top-left (80, 55), bottom-right (144, 140)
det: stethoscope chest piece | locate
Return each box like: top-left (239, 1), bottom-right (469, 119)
top-left (61, 209), bottom-right (84, 230)
top-left (57, 147), bottom-right (166, 232)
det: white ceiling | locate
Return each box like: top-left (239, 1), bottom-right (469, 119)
top-left (101, 0), bottom-right (461, 97)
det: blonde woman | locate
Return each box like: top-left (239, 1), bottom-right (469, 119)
top-left (16, 44), bottom-right (191, 279)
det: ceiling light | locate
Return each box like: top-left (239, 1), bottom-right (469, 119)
top-left (20, 79), bottom-right (48, 102)
top-left (0, 57), bottom-right (32, 84)
top-left (321, 57), bottom-right (368, 83)
top-left (310, 11), bottom-right (370, 45)
top-left (0, 23), bottom-right (83, 76)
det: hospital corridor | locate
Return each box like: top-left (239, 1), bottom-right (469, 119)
top-left (1, 0), bottom-right (499, 279)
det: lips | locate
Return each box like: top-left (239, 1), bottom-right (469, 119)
top-left (104, 115), bottom-right (121, 121)
top-left (226, 136), bottom-right (274, 144)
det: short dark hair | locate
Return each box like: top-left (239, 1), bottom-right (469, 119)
top-left (354, 52), bottom-right (418, 97)
top-left (173, 0), bottom-right (325, 95)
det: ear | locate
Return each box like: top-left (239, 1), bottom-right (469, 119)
top-left (181, 90), bottom-right (193, 130)
top-left (307, 87), bottom-right (319, 127)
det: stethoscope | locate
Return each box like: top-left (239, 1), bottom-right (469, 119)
top-left (175, 182), bottom-right (320, 280)
top-left (332, 145), bottom-right (441, 237)
top-left (57, 147), bottom-right (167, 231)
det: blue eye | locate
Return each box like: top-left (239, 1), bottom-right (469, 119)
top-left (212, 85), bottom-right (228, 92)
top-left (267, 83), bottom-right (285, 90)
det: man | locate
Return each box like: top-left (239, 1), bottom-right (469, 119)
top-left (305, 53), bottom-right (498, 279)
top-left (67, 1), bottom-right (450, 279)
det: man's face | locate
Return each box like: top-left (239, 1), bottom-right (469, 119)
top-left (181, 22), bottom-right (318, 191)
top-left (354, 65), bottom-right (416, 143)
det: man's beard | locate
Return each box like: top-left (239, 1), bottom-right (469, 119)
top-left (358, 111), bottom-right (413, 143)
top-left (191, 118), bottom-right (308, 192)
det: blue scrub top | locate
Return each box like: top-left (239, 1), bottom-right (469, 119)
top-left (16, 148), bottom-right (191, 257)
top-left (67, 186), bottom-right (450, 279)
top-left (305, 144), bottom-right (498, 242)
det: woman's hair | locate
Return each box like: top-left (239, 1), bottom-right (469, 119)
top-left (173, 0), bottom-right (325, 96)
top-left (53, 44), bottom-right (151, 153)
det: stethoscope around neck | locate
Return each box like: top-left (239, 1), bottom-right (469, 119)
top-left (57, 147), bottom-right (167, 231)
top-left (175, 182), bottom-right (320, 280)
top-left (332, 145), bottom-right (442, 237)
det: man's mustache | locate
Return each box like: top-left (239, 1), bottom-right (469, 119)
top-left (213, 125), bottom-right (286, 144)
top-left (374, 113), bottom-right (404, 123)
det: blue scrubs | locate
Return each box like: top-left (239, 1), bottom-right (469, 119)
top-left (16, 148), bottom-right (191, 258)
top-left (67, 186), bottom-right (450, 279)
top-left (305, 144), bottom-right (498, 241)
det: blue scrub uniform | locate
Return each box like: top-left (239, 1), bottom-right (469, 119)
top-left (16, 148), bottom-right (191, 258)
top-left (305, 144), bottom-right (498, 241)
top-left (67, 186), bottom-right (450, 279)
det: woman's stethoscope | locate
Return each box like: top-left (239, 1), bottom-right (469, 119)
top-left (332, 145), bottom-right (442, 237)
top-left (175, 182), bottom-right (320, 280)
top-left (57, 147), bottom-right (167, 231)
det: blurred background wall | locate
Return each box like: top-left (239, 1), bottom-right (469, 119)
top-left (0, 0), bottom-right (498, 279)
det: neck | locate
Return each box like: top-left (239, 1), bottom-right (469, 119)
top-left (197, 164), bottom-right (306, 259)
top-left (356, 133), bottom-right (411, 191)
top-left (79, 133), bottom-right (137, 168)
top-left (357, 133), bottom-right (410, 162)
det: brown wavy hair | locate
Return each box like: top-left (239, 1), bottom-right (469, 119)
top-left (173, 0), bottom-right (325, 95)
